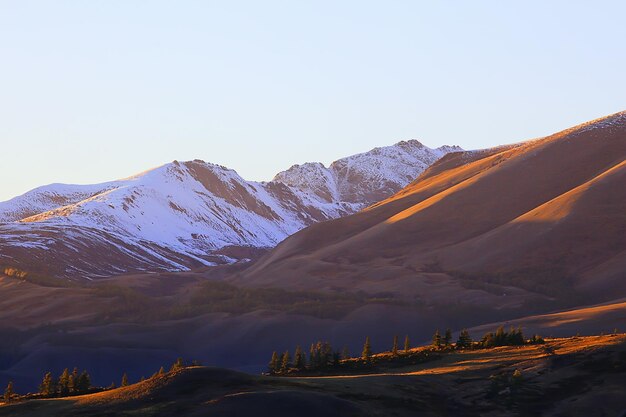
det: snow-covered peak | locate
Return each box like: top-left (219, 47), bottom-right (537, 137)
top-left (328, 139), bottom-right (460, 204)
top-left (270, 140), bottom-right (462, 207)
top-left (272, 162), bottom-right (338, 203)
top-left (0, 140), bottom-right (460, 279)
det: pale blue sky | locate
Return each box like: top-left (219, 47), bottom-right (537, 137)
top-left (1, 1), bottom-right (624, 201)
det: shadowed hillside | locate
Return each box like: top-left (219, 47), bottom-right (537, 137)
top-left (2, 334), bottom-right (625, 417)
top-left (237, 111), bottom-right (626, 304)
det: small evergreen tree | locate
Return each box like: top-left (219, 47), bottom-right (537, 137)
top-left (121, 373), bottom-right (129, 387)
top-left (69, 367), bottom-right (79, 394)
top-left (294, 346), bottom-right (306, 370)
top-left (494, 326), bottom-right (505, 345)
top-left (456, 329), bottom-right (472, 349)
top-left (4, 381), bottom-right (14, 403)
top-left (444, 329), bottom-right (452, 346)
top-left (404, 335), bottom-right (410, 353)
top-left (269, 351), bottom-right (280, 373)
top-left (508, 327), bottom-right (524, 345)
top-left (76, 371), bottom-right (91, 393)
top-left (58, 368), bottom-right (70, 396)
top-left (309, 343), bottom-right (318, 369)
top-left (158, 366), bottom-right (165, 375)
top-left (280, 350), bottom-right (291, 373)
top-left (40, 372), bottom-right (56, 396)
top-left (392, 335), bottom-right (399, 356)
top-left (432, 329), bottom-right (442, 348)
top-left (170, 358), bottom-right (184, 372)
top-left (361, 336), bottom-right (372, 361)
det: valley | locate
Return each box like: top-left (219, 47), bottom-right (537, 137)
top-left (0, 112), bottom-right (624, 415)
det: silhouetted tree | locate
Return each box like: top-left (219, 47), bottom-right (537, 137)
top-left (480, 326), bottom-right (526, 348)
top-left (444, 329), bottom-right (452, 346)
top-left (69, 367), bottom-right (79, 394)
top-left (392, 335), bottom-right (399, 356)
top-left (309, 343), bottom-right (318, 369)
top-left (362, 336), bottom-right (372, 361)
top-left (294, 346), bottom-right (306, 370)
top-left (58, 368), bottom-right (70, 396)
top-left (456, 329), bottom-right (472, 349)
top-left (40, 372), bottom-right (56, 396)
top-left (121, 373), bottom-right (129, 387)
top-left (280, 350), bottom-right (291, 373)
top-left (494, 326), bottom-right (506, 345)
top-left (269, 351), bottom-right (280, 373)
top-left (404, 335), bottom-right (410, 353)
top-left (432, 329), bottom-right (442, 348)
top-left (507, 327), bottom-right (524, 346)
top-left (76, 371), bottom-right (91, 393)
top-left (4, 381), bottom-right (14, 403)
top-left (170, 358), bottom-right (184, 372)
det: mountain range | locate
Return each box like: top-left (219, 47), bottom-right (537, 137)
top-left (238, 111), bottom-right (626, 303)
top-left (0, 140), bottom-right (459, 279)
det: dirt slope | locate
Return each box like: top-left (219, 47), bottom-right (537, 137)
top-left (237, 111), bottom-right (626, 302)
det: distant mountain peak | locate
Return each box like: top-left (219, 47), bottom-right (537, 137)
top-left (0, 140), bottom-right (460, 279)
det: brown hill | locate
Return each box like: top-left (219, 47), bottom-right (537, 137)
top-left (236, 111), bottom-right (626, 303)
top-left (2, 335), bottom-right (625, 417)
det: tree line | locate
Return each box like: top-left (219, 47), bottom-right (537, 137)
top-left (268, 326), bottom-right (545, 375)
top-left (2, 357), bottom-right (200, 403)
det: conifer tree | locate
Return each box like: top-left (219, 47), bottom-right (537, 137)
top-left (40, 372), bottom-right (56, 396)
top-left (444, 329), bottom-right (452, 346)
top-left (58, 368), bottom-right (70, 396)
top-left (456, 329), bottom-right (472, 349)
top-left (294, 346), bottom-right (305, 370)
top-left (280, 350), bottom-right (291, 373)
top-left (321, 342), bottom-right (332, 367)
top-left (309, 343), bottom-right (317, 369)
top-left (404, 335), bottom-right (410, 353)
top-left (269, 351), bottom-right (280, 373)
top-left (158, 366), bottom-right (165, 375)
top-left (170, 358), bottom-right (184, 372)
top-left (494, 326), bottom-right (505, 345)
top-left (77, 371), bottom-right (91, 393)
top-left (66, 367), bottom-right (79, 394)
top-left (4, 381), bottom-right (14, 403)
top-left (392, 335), bottom-right (399, 356)
top-left (362, 336), bottom-right (372, 361)
top-left (432, 329), bottom-right (442, 348)
top-left (121, 373), bottom-right (129, 387)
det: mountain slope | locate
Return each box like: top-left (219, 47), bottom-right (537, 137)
top-left (0, 141), bottom-right (458, 279)
top-left (238, 111), bottom-right (626, 302)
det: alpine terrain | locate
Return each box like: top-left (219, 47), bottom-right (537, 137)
top-left (0, 140), bottom-right (459, 279)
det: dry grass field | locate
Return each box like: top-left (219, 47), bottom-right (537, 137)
top-left (1, 334), bottom-right (624, 417)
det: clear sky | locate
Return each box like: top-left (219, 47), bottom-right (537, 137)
top-left (1, 1), bottom-right (624, 201)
